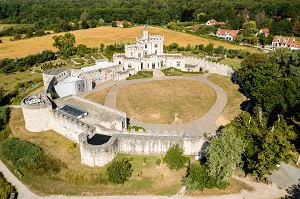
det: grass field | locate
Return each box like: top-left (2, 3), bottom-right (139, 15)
top-left (7, 108), bottom-right (185, 196)
top-left (117, 79), bottom-right (216, 124)
top-left (219, 58), bottom-right (242, 70)
top-left (207, 75), bottom-right (246, 126)
top-left (85, 86), bottom-right (112, 104)
top-left (0, 70), bottom-right (42, 92)
top-left (0, 26), bottom-right (260, 59)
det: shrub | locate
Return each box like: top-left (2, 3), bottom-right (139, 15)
top-left (106, 158), bottom-right (132, 184)
top-left (185, 163), bottom-right (228, 191)
top-left (0, 172), bottom-right (15, 199)
top-left (155, 158), bottom-right (161, 166)
top-left (163, 144), bottom-right (188, 170)
top-left (27, 154), bottom-right (66, 175)
top-left (2, 138), bottom-right (42, 168)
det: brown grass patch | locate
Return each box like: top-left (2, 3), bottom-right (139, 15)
top-left (187, 178), bottom-right (254, 196)
top-left (85, 86), bottom-right (112, 104)
top-left (117, 79), bottom-right (216, 124)
top-left (0, 26), bottom-right (260, 59)
top-left (208, 74), bottom-right (246, 125)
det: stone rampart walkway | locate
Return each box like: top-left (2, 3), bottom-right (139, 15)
top-left (104, 73), bottom-right (227, 134)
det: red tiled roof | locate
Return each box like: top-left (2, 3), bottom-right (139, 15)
top-left (216, 29), bottom-right (240, 37)
top-left (208, 19), bottom-right (218, 25)
top-left (273, 36), bottom-right (296, 46)
top-left (217, 22), bottom-right (226, 25)
top-left (117, 21), bottom-right (131, 25)
top-left (193, 25), bottom-right (199, 31)
top-left (261, 28), bottom-right (270, 35)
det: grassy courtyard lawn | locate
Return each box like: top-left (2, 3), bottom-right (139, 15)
top-left (162, 67), bottom-right (203, 76)
top-left (85, 86), bottom-right (112, 104)
top-left (126, 70), bottom-right (153, 80)
top-left (0, 26), bottom-right (260, 59)
top-left (219, 58), bottom-right (242, 70)
top-left (117, 79), bottom-right (216, 124)
top-left (5, 108), bottom-right (184, 196)
top-left (207, 75), bottom-right (246, 125)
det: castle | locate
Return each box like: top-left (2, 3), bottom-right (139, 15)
top-left (21, 29), bottom-right (234, 167)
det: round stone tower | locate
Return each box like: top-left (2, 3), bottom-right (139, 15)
top-left (21, 93), bottom-right (52, 132)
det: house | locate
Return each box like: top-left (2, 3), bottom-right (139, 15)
top-left (272, 36), bottom-right (300, 50)
top-left (257, 28), bottom-right (270, 37)
top-left (116, 21), bottom-right (131, 28)
top-left (206, 19), bottom-right (226, 26)
top-left (193, 24), bottom-right (199, 31)
top-left (215, 28), bottom-right (240, 41)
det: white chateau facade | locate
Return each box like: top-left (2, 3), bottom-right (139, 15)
top-left (113, 29), bottom-right (186, 77)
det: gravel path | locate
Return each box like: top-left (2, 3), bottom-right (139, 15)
top-left (104, 73), bottom-right (227, 134)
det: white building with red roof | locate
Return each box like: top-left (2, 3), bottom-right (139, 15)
top-left (272, 36), bottom-right (300, 50)
top-left (116, 21), bottom-right (131, 28)
top-left (206, 19), bottom-right (226, 26)
top-left (257, 28), bottom-right (270, 37)
top-left (215, 28), bottom-right (240, 41)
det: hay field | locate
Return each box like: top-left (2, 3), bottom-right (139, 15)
top-left (0, 26), bottom-right (260, 59)
top-left (117, 79), bottom-right (216, 124)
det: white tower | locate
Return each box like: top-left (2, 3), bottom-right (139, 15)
top-left (143, 29), bottom-right (148, 40)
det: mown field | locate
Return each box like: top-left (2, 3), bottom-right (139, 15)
top-left (117, 79), bottom-right (216, 124)
top-left (0, 26), bottom-right (260, 59)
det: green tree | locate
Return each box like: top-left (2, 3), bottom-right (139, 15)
top-left (0, 87), bottom-right (4, 105)
top-left (53, 33), bottom-right (76, 57)
top-left (207, 126), bottom-right (244, 183)
top-left (185, 163), bottom-right (227, 191)
top-left (2, 138), bottom-right (42, 168)
top-left (106, 157), bottom-right (132, 184)
top-left (76, 44), bottom-right (88, 57)
top-left (238, 53), bottom-right (277, 98)
top-left (230, 112), bottom-right (297, 177)
top-left (111, 21), bottom-right (117, 27)
top-left (80, 11), bottom-right (89, 21)
top-left (98, 18), bottom-right (105, 26)
top-left (163, 144), bottom-right (188, 170)
top-left (242, 21), bottom-right (258, 36)
top-left (0, 172), bottom-right (15, 199)
top-left (205, 43), bottom-right (214, 55)
top-left (122, 20), bottom-right (129, 28)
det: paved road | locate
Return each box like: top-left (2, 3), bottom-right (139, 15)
top-left (104, 73), bottom-right (227, 134)
top-left (268, 162), bottom-right (300, 190)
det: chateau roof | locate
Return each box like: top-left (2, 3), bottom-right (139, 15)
top-left (81, 61), bottom-right (117, 73)
top-left (261, 28), bottom-right (270, 35)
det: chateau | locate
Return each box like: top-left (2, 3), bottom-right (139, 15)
top-left (21, 29), bottom-right (234, 167)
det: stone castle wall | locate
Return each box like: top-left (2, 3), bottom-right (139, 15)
top-left (51, 110), bottom-right (96, 143)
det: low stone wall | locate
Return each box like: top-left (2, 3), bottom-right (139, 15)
top-left (79, 130), bottom-right (205, 167)
top-left (184, 56), bottom-right (234, 77)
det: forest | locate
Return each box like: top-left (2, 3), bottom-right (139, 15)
top-left (0, 0), bottom-right (300, 36)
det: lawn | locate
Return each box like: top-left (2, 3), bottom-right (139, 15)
top-left (126, 70), bottom-right (153, 80)
top-left (219, 58), bottom-right (242, 70)
top-left (207, 75), bottom-right (246, 126)
top-left (0, 70), bottom-right (42, 92)
top-left (85, 86), bottom-right (112, 104)
top-left (0, 26), bottom-right (260, 59)
top-left (6, 108), bottom-right (185, 196)
top-left (117, 79), bottom-right (216, 124)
